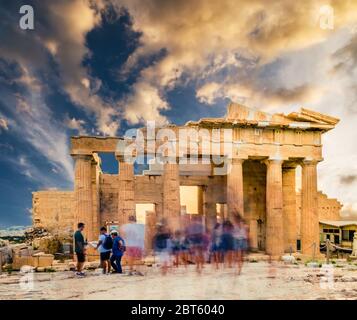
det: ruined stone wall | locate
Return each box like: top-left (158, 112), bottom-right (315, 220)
top-left (296, 191), bottom-right (342, 238)
top-left (99, 174), bottom-right (118, 225)
top-left (32, 191), bottom-right (74, 235)
top-left (99, 174), bottom-right (165, 225)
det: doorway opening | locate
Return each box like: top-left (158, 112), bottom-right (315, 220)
top-left (180, 186), bottom-right (203, 215)
top-left (135, 203), bottom-right (155, 224)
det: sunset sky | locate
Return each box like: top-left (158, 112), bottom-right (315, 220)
top-left (0, 0), bottom-right (356, 227)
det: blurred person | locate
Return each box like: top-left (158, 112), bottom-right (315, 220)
top-left (232, 215), bottom-right (248, 275)
top-left (95, 226), bottom-right (112, 274)
top-left (220, 220), bottom-right (234, 268)
top-left (171, 230), bottom-right (182, 267)
top-left (186, 217), bottom-right (205, 273)
top-left (210, 222), bottom-right (223, 270)
top-left (110, 231), bottom-right (125, 274)
top-left (73, 222), bottom-right (86, 277)
top-left (120, 215), bottom-right (145, 276)
top-left (153, 224), bottom-right (172, 275)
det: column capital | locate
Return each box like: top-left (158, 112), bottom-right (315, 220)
top-left (263, 158), bottom-right (284, 166)
top-left (301, 159), bottom-right (320, 166)
top-left (115, 152), bottom-right (137, 163)
top-left (115, 153), bottom-right (125, 162)
top-left (231, 158), bottom-right (245, 165)
top-left (282, 161), bottom-right (298, 170)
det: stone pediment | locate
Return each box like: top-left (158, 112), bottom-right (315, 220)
top-left (186, 102), bottom-right (339, 131)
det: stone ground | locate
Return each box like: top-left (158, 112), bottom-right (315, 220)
top-left (1, 260), bottom-right (357, 300)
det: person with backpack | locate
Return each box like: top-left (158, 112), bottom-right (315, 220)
top-left (110, 230), bottom-right (125, 274)
top-left (96, 226), bottom-right (112, 274)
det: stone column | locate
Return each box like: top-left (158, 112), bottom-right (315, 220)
top-left (249, 220), bottom-right (258, 250)
top-left (117, 156), bottom-right (135, 225)
top-left (227, 158), bottom-right (244, 218)
top-left (163, 161), bottom-right (181, 229)
top-left (282, 164), bottom-right (297, 252)
top-left (265, 159), bottom-right (284, 257)
top-left (301, 160), bottom-right (319, 256)
top-left (145, 211), bottom-right (156, 254)
top-left (203, 185), bottom-right (217, 231)
top-left (73, 154), bottom-right (94, 241)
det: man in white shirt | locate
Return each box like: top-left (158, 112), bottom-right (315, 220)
top-left (96, 226), bottom-right (112, 274)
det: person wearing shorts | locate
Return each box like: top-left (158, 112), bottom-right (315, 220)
top-left (96, 226), bottom-right (111, 274)
top-left (73, 222), bottom-right (86, 276)
top-left (120, 215), bottom-right (145, 275)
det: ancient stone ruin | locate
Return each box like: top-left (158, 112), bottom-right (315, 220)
top-left (32, 103), bottom-right (340, 258)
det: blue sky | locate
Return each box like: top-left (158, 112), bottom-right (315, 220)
top-left (0, 0), bottom-right (357, 227)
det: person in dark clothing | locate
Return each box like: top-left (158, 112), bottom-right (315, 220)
top-left (74, 222), bottom-right (86, 276)
top-left (153, 224), bottom-right (171, 275)
top-left (110, 231), bottom-right (125, 273)
top-left (220, 220), bottom-right (235, 268)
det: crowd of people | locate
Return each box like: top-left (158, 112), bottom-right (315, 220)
top-left (73, 213), bottom-right (249, 277)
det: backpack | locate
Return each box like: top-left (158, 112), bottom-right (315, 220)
top-left (103, 235), bottom-right (113, 250)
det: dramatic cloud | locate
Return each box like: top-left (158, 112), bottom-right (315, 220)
top-left (65, 116), bottom-right (88, 136)
top-left (0, 118), bottom-right (9, 132)
top-left (340, 175), bottom-right (357, 185)
top-left (115, 0), bottom-right (357, 113)
top-left (124, 82), bottom-right (169, 125)
top-left (0, 0), bottom-right (119, 136)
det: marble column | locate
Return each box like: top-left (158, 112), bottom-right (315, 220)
top-left (163, 161), bottom-right (181, 229)
top-left (301, 160), bottom-right (319, 256)
top-left (117, 156), bottom-right (135, 225)
top-left (144, 211), bottom-right (156, 253)
top-left (265, 159), bottom-right (284, 257)
top-left (203, 185), bottom-right (217, 230)
top-left (282, 164), bottom-right (297, 252)
top-left (249, 220), bottom-right (258, 250)
top-left (227, 158), bottom-right (244, 218)
top-left (73, 154), bottom-right (93, 241)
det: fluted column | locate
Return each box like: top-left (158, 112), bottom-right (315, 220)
top-left (163, 161), bottom-right (181, 228)
top-left (227, 158), bottom-right (244, 218)
top-left (301, 160), bottom-right (319, 256)
top-left (203, 185), bottom-right (217, 230)
top-left (282, 164), bottom-right (297, 252)
top-left (117, 156), bottom-right (135, 225)
top-left (265, 159), bottom-right (284, 257)
top-left (73, 154), bottom-right (93, 241)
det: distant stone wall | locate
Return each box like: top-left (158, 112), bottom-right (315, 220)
top-left (32, 191), bottom-right (74, 236)
top-left (296, 191), bottom-right (342, 238)
top-left (99, 174), bottom-right (118, 225)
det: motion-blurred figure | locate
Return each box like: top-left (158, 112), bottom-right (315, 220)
top-left (233, 214), bottom-right (248, 275)
top-left (221, 220), bottom-right (234, 268)
top-left (120, 215), bottom-right (145, 276)
top-left (153, 223), bottom-right (172, 275)
top-left (186, 217), bottom-right (205, 273)
top-left (210, 222), bottom-right (223, 270)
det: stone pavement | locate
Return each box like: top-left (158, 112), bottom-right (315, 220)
top-left (1, 261), bottom-right (357, 300)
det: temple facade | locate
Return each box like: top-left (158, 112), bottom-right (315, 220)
top-left (32, 103), bottom-right (340, 258)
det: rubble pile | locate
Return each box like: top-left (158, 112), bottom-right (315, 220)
top-left (24, 227), bottom-right (49, 240)
top-left (24, 227), bottom-right (62, 255)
